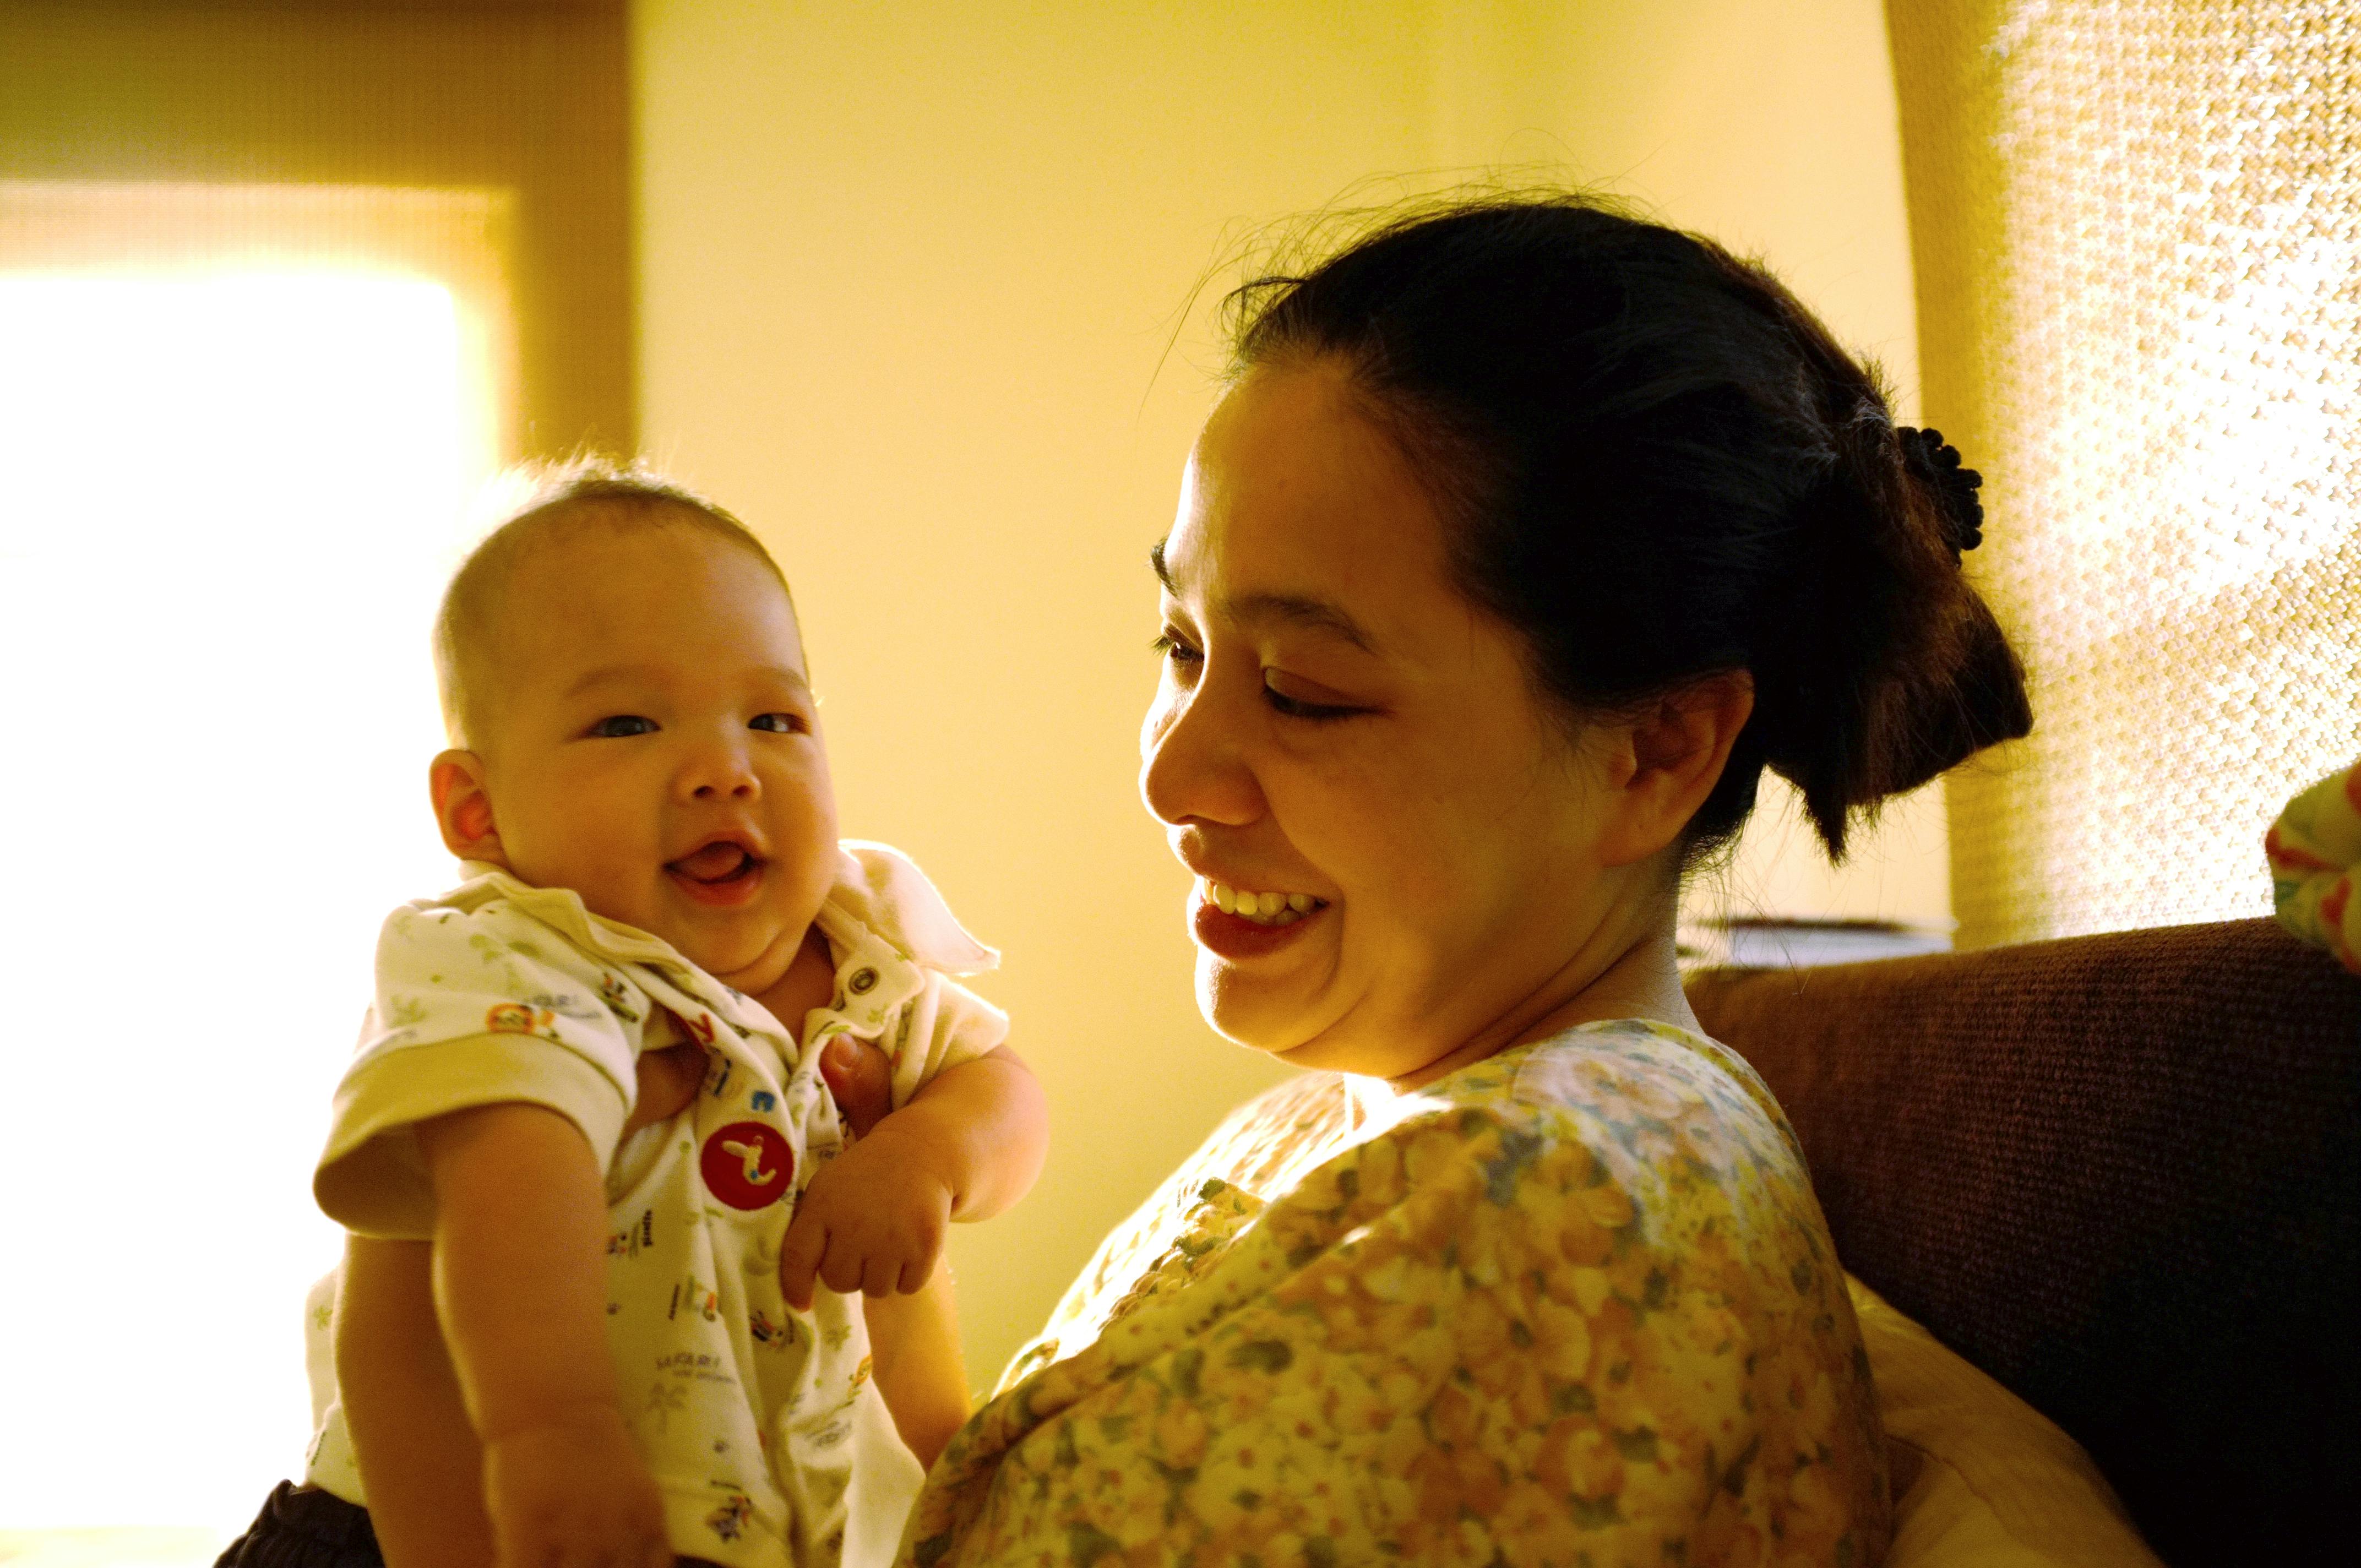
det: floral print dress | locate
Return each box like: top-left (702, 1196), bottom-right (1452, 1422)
top-left (902, 1019), bottom-right (1890, 1568)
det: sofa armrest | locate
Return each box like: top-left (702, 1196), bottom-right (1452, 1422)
top-left (1687, 918), bottom-right (2359, 1568)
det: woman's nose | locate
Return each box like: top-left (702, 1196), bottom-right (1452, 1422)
top-left (1139, 681), bottom-right (1262, 828)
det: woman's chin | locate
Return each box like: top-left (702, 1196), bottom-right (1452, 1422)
top-left (1196, 956), bottom-right (1307, 1054)
top-left (1195, 959), bottom-right (1366, 1068)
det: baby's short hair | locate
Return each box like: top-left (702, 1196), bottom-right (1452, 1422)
top-left (433, 456), bottom-right (794, 747)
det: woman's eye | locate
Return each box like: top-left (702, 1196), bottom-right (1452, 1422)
top-left (1263, 681), bottom-right (1366, 722)
top-left (589, 715), bottom-right (656, 738)
top-left (1151, 631), bottom-right (1204, 667)
top-left (749, 712), bottom-right (807, 734)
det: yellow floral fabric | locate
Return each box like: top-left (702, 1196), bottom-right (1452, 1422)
top-left (2266, 759), bottom-right (2361, 974)
top-left (902, 1019), bottom-right (1890, 1567)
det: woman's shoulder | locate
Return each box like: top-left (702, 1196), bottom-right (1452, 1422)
top-left (1187, 1069), bottom-right (1361, 1192)
top-left (1390, 1017), bottom-right (1804, 1179)
top-left (1255, 1017), bottom-right (1828, 1302)
top-left (1173, 1018), bottom-right (1804, 1222)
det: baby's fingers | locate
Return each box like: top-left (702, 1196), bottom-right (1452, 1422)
top-left (817, 1235), bottom-right (873, 1298)
top-left (777, 1211), bottom-right (829, 1311)
top-left (859, 1252), bottom-right (904, 1299)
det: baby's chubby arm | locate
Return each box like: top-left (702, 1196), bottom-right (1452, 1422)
top-left (347, 1103), bottom-right (670, 1568)
top-left (335, 1236), bottom-right (496, 1567)
top-left (778, 1044), bottom-right (1048, 1308)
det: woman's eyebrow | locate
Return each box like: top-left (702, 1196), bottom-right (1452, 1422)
top-left (1226, 592), bottom-right (1378, 652)
top-left (1151, 538), bottom-right (1379, 653)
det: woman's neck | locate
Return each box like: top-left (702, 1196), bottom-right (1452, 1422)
top-left (1386, 900), bottom-right (1697, 1092)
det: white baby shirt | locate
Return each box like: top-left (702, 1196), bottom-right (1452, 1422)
top-left (302, 841), bottom-right (1009, 1568)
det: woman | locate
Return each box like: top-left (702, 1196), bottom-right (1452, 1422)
top-left (850, 193), bottom-right (2028, 1566)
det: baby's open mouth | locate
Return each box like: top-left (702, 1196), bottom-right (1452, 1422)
top-left (669, 841), bottom-right (763, 884)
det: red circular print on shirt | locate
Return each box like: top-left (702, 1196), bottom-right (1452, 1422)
top-left (699, 1121), bottom-right (793, 1211)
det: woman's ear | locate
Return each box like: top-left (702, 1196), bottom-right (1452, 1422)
top-left (1594, 672), bottom-right (1755, 869)
top-left (429, 749), bottom-right (507, 866)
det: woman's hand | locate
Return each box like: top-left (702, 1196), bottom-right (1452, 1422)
top-left (819, 1033), bottom-right (895, 1138)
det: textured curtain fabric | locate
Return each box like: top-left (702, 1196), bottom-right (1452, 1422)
top-left (1889, 0), bottom-right (2361, 948)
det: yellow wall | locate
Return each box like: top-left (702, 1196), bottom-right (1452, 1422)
top-left (633, 0), bottom-right (1928, 1387)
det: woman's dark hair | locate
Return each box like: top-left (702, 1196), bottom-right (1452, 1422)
top-left (1228, 193), bottom-right (2032, 862)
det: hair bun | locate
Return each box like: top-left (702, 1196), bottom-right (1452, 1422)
top-left (1897, 426), bottom-right (1985, 558)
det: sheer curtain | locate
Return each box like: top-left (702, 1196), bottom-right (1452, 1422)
top-left (1890, 0), bottom-right (2361, 948)
top-left (0, 0), bottom-right (628, 1543)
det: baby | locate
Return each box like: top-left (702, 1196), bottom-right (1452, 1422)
top-left (229, 466), bottom-right (1046, 1568)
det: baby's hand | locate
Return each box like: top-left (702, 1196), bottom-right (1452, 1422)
top-left (777, 1120), bottom-right (955, 1309)
top-left (481, 1409), bottom-right (671, 1568)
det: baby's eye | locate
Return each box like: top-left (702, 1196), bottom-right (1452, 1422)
top-left (749, 712), bottom-right (807, 734)
top-left (589, 715), bottom-right (656, 738)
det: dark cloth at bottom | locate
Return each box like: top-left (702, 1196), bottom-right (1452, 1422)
top-left (215, 1482), bottom-right (383, 1568)
top-left (213, 1478), bottom-right (727, 1568)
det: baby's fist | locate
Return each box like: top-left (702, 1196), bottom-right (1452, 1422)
top-left (776, 1125), bottom-right (955, 1309)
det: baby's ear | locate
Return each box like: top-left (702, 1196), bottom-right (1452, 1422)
top-left (429, 749), bottom-right (505, 865)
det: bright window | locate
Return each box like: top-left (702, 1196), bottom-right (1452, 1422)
top-left (0, 265), bottom-right (496, 1533)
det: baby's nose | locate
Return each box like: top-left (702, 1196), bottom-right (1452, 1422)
top-left (681, 739), bottom-right (761, 799)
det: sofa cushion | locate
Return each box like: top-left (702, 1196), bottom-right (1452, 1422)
top-left (1853, 1273), bottom-right (2160, 1568)
top-left (1687, 918), bottom-right (2359, 1567)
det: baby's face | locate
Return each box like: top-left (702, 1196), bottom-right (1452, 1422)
top-left (461, 520), bottom-right (837, 995)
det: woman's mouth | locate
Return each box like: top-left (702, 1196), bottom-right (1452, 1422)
top-left (667, 840), bottom-right (766, 907)
top-left (1191, 878), bottom-right (1328, 959)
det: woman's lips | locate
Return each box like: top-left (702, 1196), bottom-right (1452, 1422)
top-left (1191, 896), bottom-right (1326, 960)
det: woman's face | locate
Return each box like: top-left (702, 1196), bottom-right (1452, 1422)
top-left (1141, 359), bottom-right (1633, 1082)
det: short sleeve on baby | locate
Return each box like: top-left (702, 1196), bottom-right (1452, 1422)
top-left (818, 841), bottom-right (1011, 1108)
top-left (884, 973), bottom-right (1011, 1109)
top-left (315, 897), bottom-right (641, 1239)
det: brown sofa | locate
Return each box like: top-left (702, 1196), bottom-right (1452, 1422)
top-left (1686, 918), bottom-right (2359, 1568)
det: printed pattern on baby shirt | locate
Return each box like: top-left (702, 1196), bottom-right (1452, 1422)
top-left (306, 843), bottom-right (1007, 1568)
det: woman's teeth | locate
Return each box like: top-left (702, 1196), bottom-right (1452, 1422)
top-left (1201, 879), bottom-right (1321, 926)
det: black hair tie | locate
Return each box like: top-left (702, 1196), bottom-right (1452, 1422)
top-left (1898, 426), bottom-right (1984, 559)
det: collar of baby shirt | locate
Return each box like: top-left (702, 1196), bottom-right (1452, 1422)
top-left (444, 860), bottom-right (775, 1036)
top-left (445, 842), bottom-right (995, 1037)
top-left (825, 841), bottom-right (998, 974)
top-left (803, 841), bottom-right (998, 1037)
